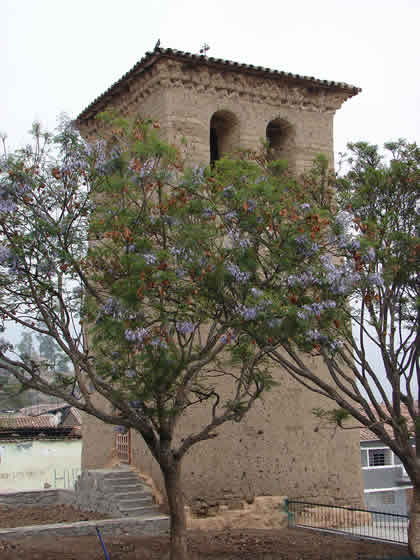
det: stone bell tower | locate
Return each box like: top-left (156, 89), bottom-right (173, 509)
top-left (76, 46), bottom-right (364, 511)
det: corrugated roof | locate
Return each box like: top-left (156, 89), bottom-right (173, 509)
top-left (76, 46), bottom-right (361, 123)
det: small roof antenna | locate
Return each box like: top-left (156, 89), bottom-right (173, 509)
top-left (199, 43), bottom-right (210, 56)
top-left (154, 39), bottom-right (161, 50)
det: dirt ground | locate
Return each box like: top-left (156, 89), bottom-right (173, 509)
top-left (0, 504), bottom-right (110, 528)
top-left (0, 528), bottom-right (410, 560)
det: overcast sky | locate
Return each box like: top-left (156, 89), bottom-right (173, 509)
top-left (2, 0), bottom-right (418, 399)
top-left (2, 0), bottom-right (419, 158)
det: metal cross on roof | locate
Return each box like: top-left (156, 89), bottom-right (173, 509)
top-left (199, 43), bottom-right (210, 55)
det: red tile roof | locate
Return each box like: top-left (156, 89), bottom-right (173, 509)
top-left (359, 402), bottom-right (416, 442)
top-left (76, 46), bottom-right (361, 123)
top-left (19, 403), bottom-right (82, 426)
top-left (0, 414), bottom-right (57, 429)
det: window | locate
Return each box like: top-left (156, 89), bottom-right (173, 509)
top-left (381, 491), bottom-right (395, 505)
top-left (368, 448), bottom-right (392, 467)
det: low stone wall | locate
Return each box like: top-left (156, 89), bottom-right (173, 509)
top-left (0, 515), bottom-right (169, 539)
top-left (0, 489), bottom-right (75, 508)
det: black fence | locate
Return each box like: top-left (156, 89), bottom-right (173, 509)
top-left (286, 499), bottom-right (409, 545)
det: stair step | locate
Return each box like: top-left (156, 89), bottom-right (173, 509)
top-left (119, 505), bottom-right (160, 516)
top-left (105, 475), bottom-right (139, 482)
top-left (112, 491), bottom-right (150, 501)
top-left (104, 471), bottom-right (138, 481)
top-left (108, 483), bottom-right (145, 492)
top-left (105, 475), bottom-right (142, 483)
top-left (119, 496), bottom-right (153, 507)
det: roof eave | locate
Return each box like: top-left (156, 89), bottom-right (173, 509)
top-left (76, 47), bottom-right (361, 125)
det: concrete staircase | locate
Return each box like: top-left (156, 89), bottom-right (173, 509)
top-left (74, 467), bottom-right (165, 520)
top-left (103, 469), bottom-right (160, 517)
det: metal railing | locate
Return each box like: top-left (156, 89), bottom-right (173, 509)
top-left (53, 467), bottom-right (81, 489)
top-left (286, 499), bottom-right (409, 545)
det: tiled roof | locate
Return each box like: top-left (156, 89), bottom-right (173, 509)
top-left (77, 46), bottom-right (361, 123)
top-left (0, 414), bottom-right (57, 429)
top-left (19, 402), bottom-right (68, 416)
top-left (359, 403), bottom-right (416, 442)
top-left (19, 403), bottom-right (82, 426)
top-left (69, 408), bottom-right (82, 425)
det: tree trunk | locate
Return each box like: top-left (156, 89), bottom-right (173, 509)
top-left (408, 483), bottom-right (420, 557)
top-left (163, 460), bottom-right (189, 560)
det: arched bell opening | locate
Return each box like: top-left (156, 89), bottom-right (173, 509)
top-left (266, 118), bottom-right (295, 170)
top-left (210, 110), bottom-right (240, 166)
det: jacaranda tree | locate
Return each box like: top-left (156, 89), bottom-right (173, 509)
top-left (259, 141), bottom-right (419, 555)
top-left (0, 114), bottom-right (342, 560)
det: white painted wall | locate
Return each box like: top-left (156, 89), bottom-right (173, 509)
top-left (0, 439), bottom-right (81, 491)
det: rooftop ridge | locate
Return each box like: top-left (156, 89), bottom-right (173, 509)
top-left (76, 45), bottom-right (361, 123)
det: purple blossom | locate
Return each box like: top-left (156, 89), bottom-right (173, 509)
top-left (320, 255), bottom-right (361, 295)
top-left (226, 262), bottom-right (251, 284)
top-left (170, 246), bottom-right (194, 263)
top-left (150, 338), bottom-right (168, 349)
top-left (301, 203), bottom-right (311, 211)
top-left (176, 321), bottom-right (195, 335)
top-left (0, 197), bottom-right (17, 214)
top-left (335, 211), bottom-right (352, 227)
top-left (288, 271), bottom-right (318, 288)
top-left (338, 235), bottom-right (360, 252)
top-left (235, 304), bottom-right (258, 321)
top-left (130, 400), bottom-right (142, 409)
top-left (61, 155), bottom-right (88, 175)
top-left (102, 298), bottom-right (122, 319)
top-left (143, 253), bottom-right (157, 265)
top-left (0, 246), bottom-right (11, 265)
top-left (307, 329), bottom-right (321, 341)
top-left (224, 211), bottom-right (237, 222)
top-left (367, 247), bottom-right (376, 262)
top-left (202, 208), bottom-right (215, 219)
top-left (294, 235), bottom-right (318, 257)
top-left (297, 300), bottom-right (337, 321)
top-left (367, 272), bottom-right (384, 288)
top-left (228, 230), bottom-right (251, 249)
top-left (125, 327), bottom-right (149, 345)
